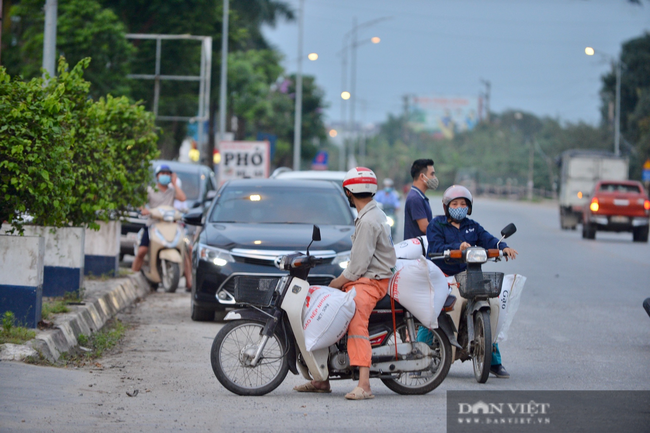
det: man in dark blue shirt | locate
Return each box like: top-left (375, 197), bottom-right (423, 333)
top-left (403, 159), bottom-right (438, 240)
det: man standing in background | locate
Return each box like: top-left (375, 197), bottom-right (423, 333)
top-left (403, 159), bottom-right (438, 240)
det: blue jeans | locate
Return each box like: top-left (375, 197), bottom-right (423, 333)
top-left (416, 327), bottom-right (502, 366)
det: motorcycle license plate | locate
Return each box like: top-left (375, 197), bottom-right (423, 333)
top-left (610, 216), bottom-right (629, 224)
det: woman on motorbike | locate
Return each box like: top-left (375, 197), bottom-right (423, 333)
top-left (421, 185), bottom-right (518, 378)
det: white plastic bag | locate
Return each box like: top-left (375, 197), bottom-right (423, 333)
top-left (302, 286), bottom-right (356, 351)
top-left (495, 274), bottom-right (527, 342)
top-left (394, 236), bottom-right (429, 260)
top-left (389, 256), bottom-right (447, 329)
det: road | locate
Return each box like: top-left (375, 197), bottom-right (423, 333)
top-left (1, 198), bottom-right (649, 432)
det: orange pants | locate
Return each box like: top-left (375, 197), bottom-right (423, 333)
top-left (343, 277), bottom-right (389, 368)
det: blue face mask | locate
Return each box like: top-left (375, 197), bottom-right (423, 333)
top-left (158, 174), bottom-right (171, 186)
top-left (448, 206), bottom-right (468, 221)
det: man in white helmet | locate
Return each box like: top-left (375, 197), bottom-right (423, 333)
top-left (293, 167), bottom-right (397, 400)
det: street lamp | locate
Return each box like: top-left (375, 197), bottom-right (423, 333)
top-left (308, 52), bottom-right (319, 61)
top-left (585, 46), bottom-right (622, 156)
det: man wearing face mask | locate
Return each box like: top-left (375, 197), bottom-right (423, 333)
top-left (404, 159), bottom-right (438, 240)
top-left (131, 164), bottom-right (187, 274)
top-left (423, 185), bottom-right (518, 378)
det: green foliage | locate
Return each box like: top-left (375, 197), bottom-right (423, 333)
top-left (0, 58), bottom-right (159, 233)
top-left (41, 300), bottom-right (70, 320)
top-left (0, 311), bottom-right (36, 344)
top-left (5, 0), bottom-right (134, 98)
top-left (62, 319), bottom-right (126, 364)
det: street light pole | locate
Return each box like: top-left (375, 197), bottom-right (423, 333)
top-left (218, 0), bottom-right (229, 149)
top-left (42, 0), bottom-right (57, 77)
top-left (615, 59), bottom-right (621, 157)
top-left (293, 0), bottom-right (304, 171)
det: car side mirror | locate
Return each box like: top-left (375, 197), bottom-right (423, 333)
top-left (204, 190), bottom-right (217, 203)
top-left (312, 225), bottom-right (321, 242)
top-left (501, 223), bottom-right (517, 239)
top-left (183, 208), bottom-right (204, 226)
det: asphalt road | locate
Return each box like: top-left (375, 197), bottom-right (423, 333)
top-left (1, 198), bottom-right (649, 432)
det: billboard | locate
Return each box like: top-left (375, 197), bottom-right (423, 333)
top-left (218, 141), bottom-right (271, 186)
top-left (408, 96), bottom-right (481, 139)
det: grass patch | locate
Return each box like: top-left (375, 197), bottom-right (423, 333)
top-left (41, 300), bottom-right (70, 320)
top-left (63, 287), bottom-right (85, 303)
top-left (0, 311), bottom-right (36, 344)
top-left (61, 319), bottom-right (127, 366)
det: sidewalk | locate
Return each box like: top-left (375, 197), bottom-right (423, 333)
top-left (0, 272), bottom-right (149, 362)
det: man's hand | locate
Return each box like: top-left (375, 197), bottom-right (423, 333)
top-left (459, 242), bottom-right (471, 251)
top-left (503, 247), bottom-right (518, 261)
top-left (140, 208), bottom-right (150, 216)
top-left (171, 172), bottom-right (179, 186)
top-left (329, 274), bottom-right (352, 290)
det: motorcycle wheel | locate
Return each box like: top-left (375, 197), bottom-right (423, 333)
top-left (159, 259), bottom-right (180, 293)
top-left (380, 325), bottom-right (452, 395)
top-left (210, 320), bottom-right (288, 396)
top-left (472, 310), bottom-right (492, 383)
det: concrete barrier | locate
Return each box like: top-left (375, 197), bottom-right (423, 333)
top-left (1, 226), bottom-right (84, 297)
top-left (0, 235), bottom-right (44, 328)
top-left (84, 221), bottom-right (121, 277)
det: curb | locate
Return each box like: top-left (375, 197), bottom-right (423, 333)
top-left (1, 273), bottom-right (150, 363)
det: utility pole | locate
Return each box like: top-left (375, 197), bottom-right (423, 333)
top-left (42, 0), bottom-right (57, 77)
top-left (218, 0), bottom-right (230, 154)
top-left (481, 79), bottom-right (491, 123)
top-left (0, 0), bottom-right (4, 65)
top-left (292, 0), bottom-right (304, 171)
top-left (614, 60), bottom-right (621, 156)
top-left (527, 140), bottom-right (534, 201)
top-left (348, 17), bottom-right (358, 165)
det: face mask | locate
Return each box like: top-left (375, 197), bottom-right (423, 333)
top-left (346, 191), bottom-right (356, 208)
top-left (158, 174), bottom-right (171, 186)
top-left (385, 187), bottom-right (393, 193)
top-left (423, 175), bottom-right (439, 191)
top-left (448, 206), bottom-right (468, 222)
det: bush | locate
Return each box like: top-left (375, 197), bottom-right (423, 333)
top-left (0, 57), bottom-right (159, 233)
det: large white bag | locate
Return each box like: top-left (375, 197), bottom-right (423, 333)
top-left (394, 236), bottom-right (429, 260)
top-left (302, 286), bottom-right (356, 351)
top-left (495, 274), bottom-right (527, 342)
top-left (389, 256), bottom-right (448, 329)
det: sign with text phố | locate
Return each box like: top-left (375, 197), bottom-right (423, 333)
top-left (218, 141), bottom-right (270, 186)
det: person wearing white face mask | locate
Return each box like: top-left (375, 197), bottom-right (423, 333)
top-left (423, 185), bottom-right (518, 378)
top-left (404, 159), bottom-right (439, 240)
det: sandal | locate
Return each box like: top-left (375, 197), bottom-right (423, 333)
top-left (293, 382), bottom-right (332, 393)
top-left (345, 386), bottom-right (374, 400)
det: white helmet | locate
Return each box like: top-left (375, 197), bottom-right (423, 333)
top-left (383, 178), bottom-right (394, 187)
top-left (343, 167), bottom-right (378, 195)
top-left (442, 185), bottom-right (473, 216)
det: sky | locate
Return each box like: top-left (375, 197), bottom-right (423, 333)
top-left (261, 0), bottom-right (650, 128)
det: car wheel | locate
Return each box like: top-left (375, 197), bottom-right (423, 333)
top-left (633, 225), bottom-right (649, 243)
top-left (191, 301), bottom-right (214, 322)
top-left (583, 222), bottom-right (596, 240)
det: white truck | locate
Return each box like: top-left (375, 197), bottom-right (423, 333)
top-left (559, 150), bottom-right (629, 230)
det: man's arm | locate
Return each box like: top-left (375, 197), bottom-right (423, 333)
top-left (416, 218), bottom-right (428, 234)
top-left (332, 222), bottom-right (377, 288)
top-left (171, 173), bottom-right (186, 202)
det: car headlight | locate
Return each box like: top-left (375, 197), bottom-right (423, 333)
top-left (465, 248), bottom-right (487, 264)
top-left (198, 244), bottom-right (235, 267)
top-left (332, 251), bottom-right (351, 269)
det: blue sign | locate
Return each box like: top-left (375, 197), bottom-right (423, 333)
top-left (643, 169), bottom-right (650, 182)
top-left (311, 151), bottom-right (328, 170)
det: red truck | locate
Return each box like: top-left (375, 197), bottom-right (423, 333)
top-left (582, 180), bottom-right (650, 242)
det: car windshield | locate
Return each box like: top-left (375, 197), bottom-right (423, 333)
top-left (599, 183), bottom-right (641, 194)
top-left (175, 170), bottom-right (201, 200)
top-left (210, 185), bottom-right (353, 225)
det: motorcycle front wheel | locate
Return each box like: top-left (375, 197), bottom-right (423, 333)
top-left (380, 325), bottom-right (452, 395)
top-left (472, 310), bottom-right (492, 383)
top-left (159, 259), bottom-right (180, 293)
top-left (210, 320), bottom-right (288, 396)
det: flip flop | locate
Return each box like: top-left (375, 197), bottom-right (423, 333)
top-left (344, 386), bottom-right (375, 400)
top-left (293, 382), bottom-right (332, 393)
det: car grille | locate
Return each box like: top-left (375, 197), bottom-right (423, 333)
top-left (222, 274), bottom-right (335, 305)
top-left (233, 256), bottom-right (334, 266)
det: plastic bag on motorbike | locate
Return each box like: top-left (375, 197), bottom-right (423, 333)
top-left (394, 236), bottom-right (429, 260)
top-left (389, 257), bottom-right (448, 329)
top-left (302, 286), bottom-right (356, 352)
top-left (495, 274), bottom-right (527, 342)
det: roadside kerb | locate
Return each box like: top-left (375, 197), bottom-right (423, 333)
top-left (0, 272), bottom-right (150, 363)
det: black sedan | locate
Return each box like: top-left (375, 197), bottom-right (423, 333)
top-left (184, 179), bottom-right (355, 321)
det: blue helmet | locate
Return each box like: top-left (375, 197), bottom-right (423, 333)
top-left (155, 164), bottom-right (172, 175)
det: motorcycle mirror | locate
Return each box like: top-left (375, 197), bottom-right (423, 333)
top-left (312, 225), bottom-right (321, 242)
top-left (501, 223), bottom-right (517, 239)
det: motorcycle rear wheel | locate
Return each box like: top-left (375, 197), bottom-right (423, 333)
top-left (380, 325), bottom-right (452, 395)
top-left (472, 310), bottom-right (492, 383)
top-left (211, 320), bottom-right (288, 396)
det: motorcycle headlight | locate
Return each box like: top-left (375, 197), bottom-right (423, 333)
top-left (386, 216), bottom-right (395, 227)
top-left (198, 244), bottom-right (235, 267)
top-left (465, 248), bottom-right (487, 264)
top-left (333, 251), bottom-right (351, 269)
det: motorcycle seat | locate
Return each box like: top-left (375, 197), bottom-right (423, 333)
top-left (373, 294), bottom-right (404, 311)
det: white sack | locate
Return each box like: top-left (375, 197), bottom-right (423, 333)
top-left (302, 286), bottom-right (356, 351)
top-left (394, 236), bottom-right (429, 260)
top-left (495, 274), bottom-right (527, 342)
top-left (389, 256), bottom-right (446, 329)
